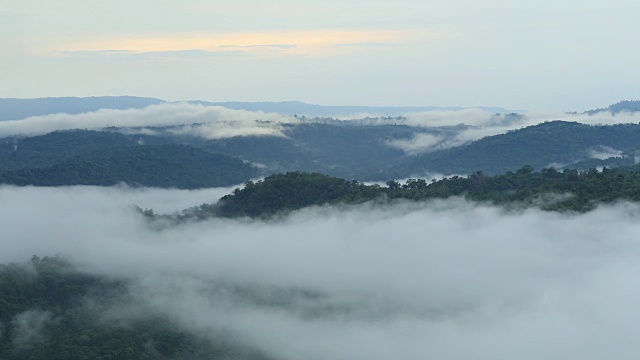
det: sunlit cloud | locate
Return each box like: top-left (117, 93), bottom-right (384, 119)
top-left (48, 29), bottom-right (440, 58)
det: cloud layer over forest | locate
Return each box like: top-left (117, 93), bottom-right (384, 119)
top-left (4, 103), bottom-right (640, 156)
top-left (3, 184), bottom-right (640, 359)
top-left (390, 109), bottom-right (640, 153)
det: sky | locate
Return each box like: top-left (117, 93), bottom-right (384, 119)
top-left (1, 0), bottom-right (639, 110)
top-left (4, 185), bottom-right (640, 359)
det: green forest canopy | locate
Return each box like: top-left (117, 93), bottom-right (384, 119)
top-left (159, 165), bottom-right (640, 221)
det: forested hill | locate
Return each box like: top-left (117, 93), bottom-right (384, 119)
top-left (0, 144), bottom-right (258, 189)
top-left (196, 120), bottom-right (640, 180)
top-left (385, 121), bottom-right (640, 177)
top-left (0, 130), bottom-right (139, 172)
top-left (166, 166), bottom-right (640, 220)
top-left (0, 130), bottom-right (258, 188)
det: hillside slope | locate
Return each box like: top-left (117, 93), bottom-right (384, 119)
top-left (386, 121), bottom-right (640, 177)
top-left (0, 130), bottom-right (139, 172)
top-left (0, 144), bottom-right (257, 188)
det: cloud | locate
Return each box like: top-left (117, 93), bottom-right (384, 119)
top-left (12, 310), bottom-right (53, 349)
top-left (525, 110), bottom-right (640, 127)
top-left (4, 185), bottom-right (640, 359)
top-left (404, 109), bottom-right (510, 128)
top-left (385, 133), bottom-right (446, 154)
top-left (98, 184), bottom-right (243, 214)
top-left (5, 102), bottom-right (640, 154)
top-left (219, 44), bottom-right (297, 50)
top-left (57, 49), bottom-right (252, 60)
top-left (588, 145), bottom-right (623, 160)
top-left (0, 102), bottom-right (295, 138)
top-left (165, 120), bottom-right (290, 140)
top-left (399, 109), bottom-right (640, 152)
top-left (46, 29), bottom-right (436, 59)
top-left (381, 110), bottom-right (526, 152)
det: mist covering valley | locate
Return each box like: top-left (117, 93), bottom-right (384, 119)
top-left (3, 98), bottom-right (640, 358)
top-left (5, 184), bottom-right (640, 359)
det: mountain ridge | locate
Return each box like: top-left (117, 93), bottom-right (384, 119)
top-left (0, 96), bottom-right (516, 121)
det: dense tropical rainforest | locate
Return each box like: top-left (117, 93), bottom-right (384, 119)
top-left (149, 165), bottom-right (640, 221)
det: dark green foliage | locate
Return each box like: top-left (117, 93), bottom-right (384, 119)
top-left (172, 167), bottom-right (640, 220)
top-left (393, 166), bottom-right (640, 212)
top-left (0, 130), bottom-right (138, 172)
top-left (0, 257), bottom-right (272, 360)
top-left (214, 172), bottom-right (381, 218)
top-left (0, 143), bottom-right (258, 189)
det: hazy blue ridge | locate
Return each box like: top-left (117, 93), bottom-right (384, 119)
top-left (188, 100), bottom-right (515, 117)
top-left (0, 97), bottom-right (517, 121)
top-left (0, 96), bottom-right (165, 121)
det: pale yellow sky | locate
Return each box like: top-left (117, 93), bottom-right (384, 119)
top-left (1, 0), bottom-right (639, 110)
top-left (46, 29), bottom-right (438, 57)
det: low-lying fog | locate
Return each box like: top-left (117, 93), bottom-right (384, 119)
top-left (4, 102), bottom-right (640, 155)
top-left (2, 185), bottom-right (640, 360)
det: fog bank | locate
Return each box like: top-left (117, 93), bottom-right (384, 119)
top-left (0, 103), bottom-right (294, 138)
top-left (2, 185), bottom-right (640, 359)
top-left (4, 104), bottom-right (640, 155)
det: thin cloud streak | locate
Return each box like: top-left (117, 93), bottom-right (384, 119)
top-left (45, 29), bottom-right (438, 59)
top-left (0, 103), bottom-right (295, 138)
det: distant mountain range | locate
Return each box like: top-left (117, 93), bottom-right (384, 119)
top-left (188, 100), bottom-right (514, 117)
top-left (2, 96), bottom-right (639, 123)
top-left (0, 96), bottom-right (515, 121)
top-left (0, 96), bottom-right (164, 121)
